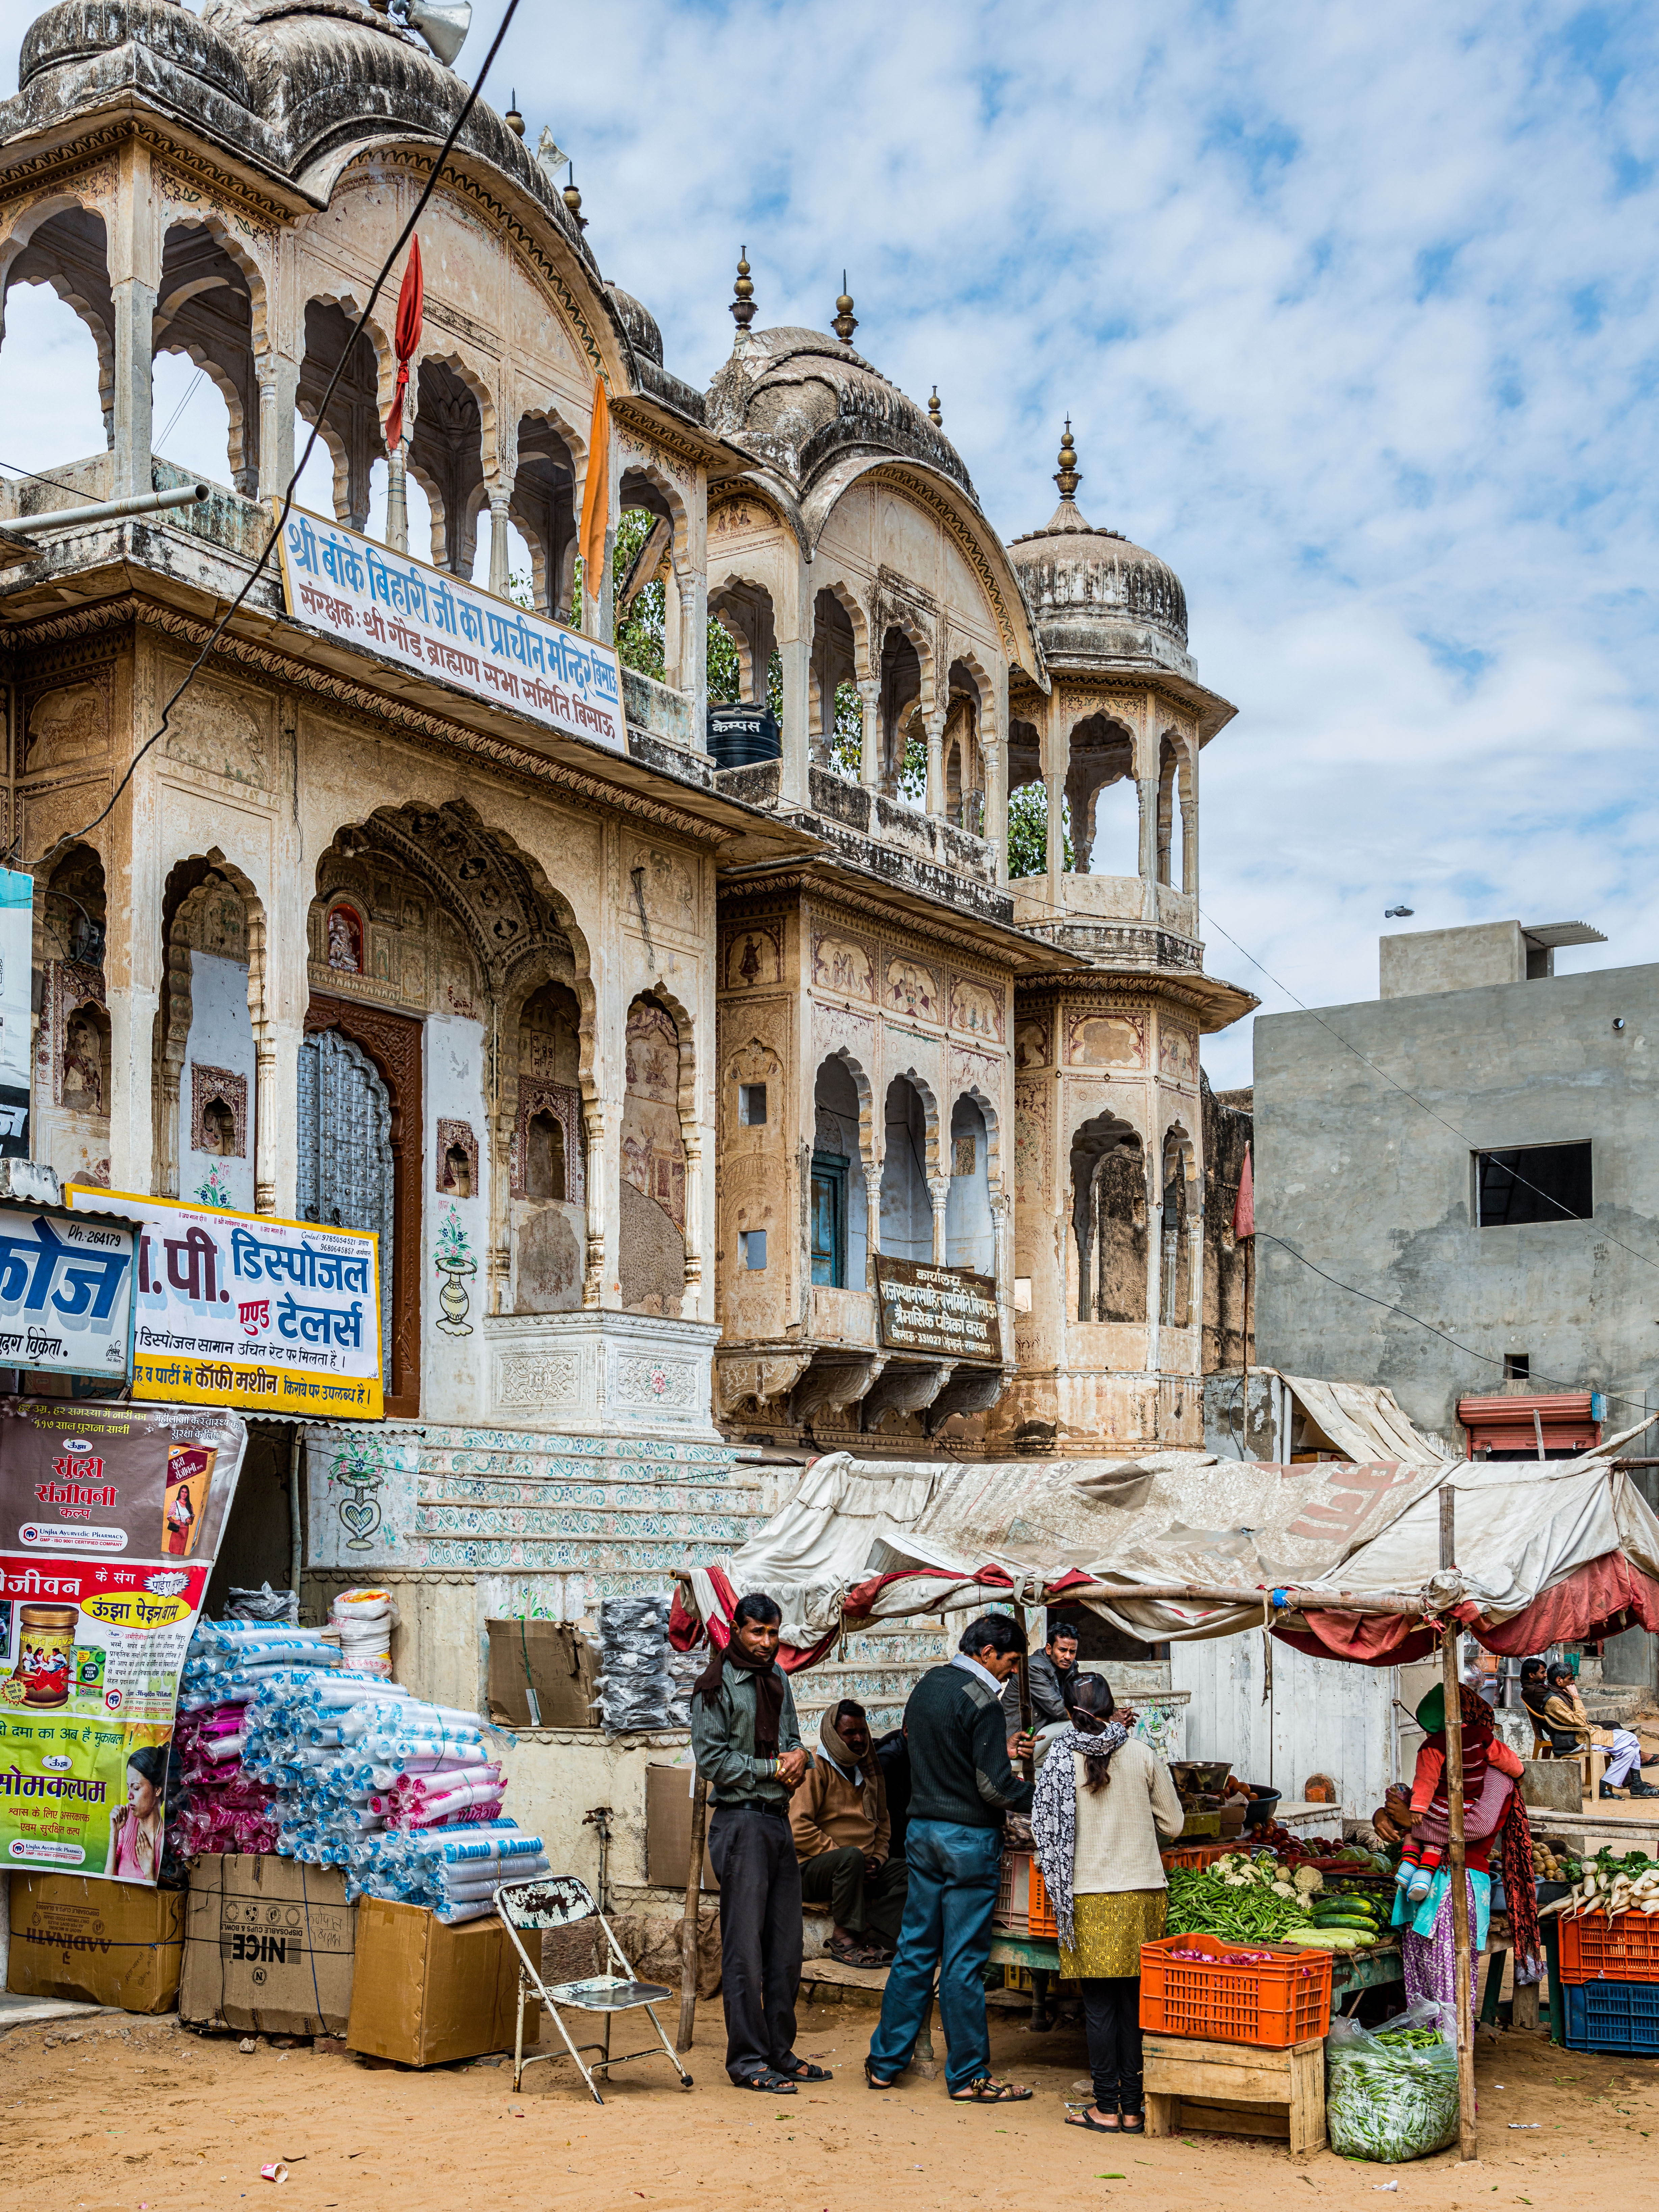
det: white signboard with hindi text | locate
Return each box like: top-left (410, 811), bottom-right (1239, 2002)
top-left (0, 1206), bottom-right (133, 1380)
top-left (66, 1189), bottom-right (382, 1421)
top-left (273, 503), bottom-right (624, 756)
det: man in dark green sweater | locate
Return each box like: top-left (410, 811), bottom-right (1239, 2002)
top-left (866, 1612), bottom-right (1034, 2102)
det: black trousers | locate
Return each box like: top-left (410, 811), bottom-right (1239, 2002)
top-left (798, 1845), bottom-right (909, 1943)
top-left (1081, 1974), bottom-right (1145, 2113)
top-left (708, 1804), bottom-right (802, 2081)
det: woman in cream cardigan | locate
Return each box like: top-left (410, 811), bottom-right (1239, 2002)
top-left (1031, 1674), bottom-right (1183, 2133)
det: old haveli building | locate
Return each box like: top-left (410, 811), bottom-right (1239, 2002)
top-left (0, 0), bottom-right (1256, 1813)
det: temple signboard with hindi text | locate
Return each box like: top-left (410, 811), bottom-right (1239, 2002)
top-left (66, 1190), bottom-right (382, 1421)
top-left (0, 1205), bottom-right (134, 1382)
top-left (874, 1256), bottom-right (1002, 1365)
top-left (273, 503), bottom-right (624, 755)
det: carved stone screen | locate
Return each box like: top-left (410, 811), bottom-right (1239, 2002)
top-left (298, 1029), bottom-right (394, 1380)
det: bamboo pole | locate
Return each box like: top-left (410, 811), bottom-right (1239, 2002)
top-left (676, 1776), bottom-right (709, 2053)
top-left (1440, 1488), bottom-right (1478, 2162)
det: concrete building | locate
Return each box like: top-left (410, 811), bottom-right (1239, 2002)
top-left (1254, 915), bottom-right (1657, 1456)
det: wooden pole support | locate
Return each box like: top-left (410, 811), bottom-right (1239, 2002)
top-left (677, 1776), bottom-right (709, 2054)
top-left (1440, 1486), bottom-right (1477, 2163)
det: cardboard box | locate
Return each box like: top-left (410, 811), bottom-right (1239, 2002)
top-left (645, 1763), bottom-right (717, 1891)
top-left (7, 1874), bottom-right (184, 2013)
top-left (179, 1854), bottom-right (356, 2037)
top-left (486, 1618), bottom-right (600, 1729)
top-left (346, 1898), bottom-right (537, 2066)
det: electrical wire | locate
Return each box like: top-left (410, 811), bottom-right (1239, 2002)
top-left (153, 364), bottom-right (207, 456)
top-left (20, 0), bottom-right (523, 876)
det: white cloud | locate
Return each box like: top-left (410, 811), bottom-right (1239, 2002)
top-left (0, 0), bottom-right (1653, 1090)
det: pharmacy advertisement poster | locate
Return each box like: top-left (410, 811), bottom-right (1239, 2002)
top-left (0, 1399), bottom-right (247, 1883)
top-left (68, 1188), bottom-right (382, 1421)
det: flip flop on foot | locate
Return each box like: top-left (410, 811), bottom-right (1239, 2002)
top-left (776, 2056), bottom-right (832, 2082)
top-left (950, 2076), bottom-right (1033, 2103)
top-left (734, 2069), bottom-right (797, 2093)
top-left (1065, 2110), bottom-right (1119, 2133)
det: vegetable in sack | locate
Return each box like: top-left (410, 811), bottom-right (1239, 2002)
top-left (1326, 2001), bottom-right (1459, 2163)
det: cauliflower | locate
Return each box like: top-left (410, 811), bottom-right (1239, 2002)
top-left (1270, 1881), bottom-right (1298, 1899)
top-left (1292, 1865), bottom-right (1324, 1895)
top-left (1222, 1873), bottom-right (1247, 1886)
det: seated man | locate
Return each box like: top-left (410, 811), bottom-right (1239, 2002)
top-left (790, 1699), bottom-right (909, 1966)
top-left (1540, 1660), bottom-right (1657, 1799)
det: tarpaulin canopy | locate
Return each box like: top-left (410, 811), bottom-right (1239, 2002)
top-left (673, 1418), bottom-right (1659, 1672)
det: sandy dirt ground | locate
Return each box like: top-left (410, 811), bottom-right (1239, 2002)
top-left (1, 1996), bottom-right (1655, 2212)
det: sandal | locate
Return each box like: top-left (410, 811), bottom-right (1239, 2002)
top-left (776, 2057), bottom-right (832, 2082)
top-left (1120, 2112), bottom-right (1145, 2133)
top-left (864, 2057), bottom-right (896, 2090)
top-left (1065, 2111), bottom-right (1119, 2133)
top-left (950, 2076), bottom-right (1033, 2104)
top-left (826, 1936), bottom-right (885, 1968)
top-left (734, 2069), bottom-right (797, 2093)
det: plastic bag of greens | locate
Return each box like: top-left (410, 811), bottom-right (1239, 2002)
top-left (1325, 1999), bottom-right (1459, 2163)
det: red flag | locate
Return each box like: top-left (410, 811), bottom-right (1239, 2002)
top-left (1232, 1144), bottom-right (1255, 1242)
top-left (384, 239), bottom-right (424, 451)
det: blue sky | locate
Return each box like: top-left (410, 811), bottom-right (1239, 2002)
top-left (1, 0), bottom-right (1655, 1086)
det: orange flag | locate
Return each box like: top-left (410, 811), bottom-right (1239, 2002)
top-left (578, 380), bottom-right (611, 594)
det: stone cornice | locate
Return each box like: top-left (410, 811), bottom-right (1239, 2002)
top-left (3, 595), bottom-right (731, 844)
top-left (0, 118), bottom-right (300, 229)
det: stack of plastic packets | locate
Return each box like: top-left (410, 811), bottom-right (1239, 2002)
top-left (348, 1823), bottom-right (552, 1925)
top-left (241, 1671), bottom-right (416, 1863)
top-left (171, 1620), bottom-right (347, 1857)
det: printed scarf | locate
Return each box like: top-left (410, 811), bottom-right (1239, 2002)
top-left (1030, 1719), bottom-right (1130, 1952)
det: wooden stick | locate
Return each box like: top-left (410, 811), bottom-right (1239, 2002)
top-left (1066, 1579), bottom-right (1433, 1615)
top-left (676, 1776), bottom-right (708, 2054)
top-left (1440, 1489), bottom-right (1477, 2163)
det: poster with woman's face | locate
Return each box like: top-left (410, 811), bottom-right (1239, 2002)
top-left (162, 1445), bottom-right (216, 1558)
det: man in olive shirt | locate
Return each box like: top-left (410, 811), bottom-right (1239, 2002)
top-left (690, 1591), bottom-right (830, 2092)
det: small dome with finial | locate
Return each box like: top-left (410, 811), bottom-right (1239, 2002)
top-left (1007, 418), bottom-right (1191, 669)
top-left (928, 386), bottom-right (942, 428)
top-left (832, 274), bottom-right (858, 344)
top-left (563, 165), bottom-right (586, 232)
top-left (731, 248), bottom-right (757, 332)
top-left (504, 89), bottom-right (525, 138)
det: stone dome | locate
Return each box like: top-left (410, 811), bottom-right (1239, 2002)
top-left (606, 284), bottom-right (663, 367)
top-left (707, 325), bottom-right (975, 502)
top-left (1008, 431), bottom-right (1191, 676)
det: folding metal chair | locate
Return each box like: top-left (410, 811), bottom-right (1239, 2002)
top-left (494, 1873), bottom-right (693, 2103)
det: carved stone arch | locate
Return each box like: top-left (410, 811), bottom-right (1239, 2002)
top-left (154, 334), bottom-right (256, 490)
top-left (418, 342), bottom-right (499, 473)
top-left (156, 205), bottom-right (272, 356)
top-left (887, 1062), bottom-right (941, 1176)
top-left (707, 569), bottom-right (779, 705)
top-left (1069, 1099), bottom-right (1147, 1325)
top-left (813, 575), bottom-right (873, 682)
top-left (1159, 1111), bottom-right (1198, 1326)
top-left (814, 1044), bottom-right (875, 1175)
top-left (618, 453), bottom-right (691, 575)
top-left (1156, 726), bottom-right (1198, 892)
top-left (0, 194), bottom-right (115, 440)
top-left (153, 848), bottom-right (269, 1204)
top-left (301, 286), bottom-right (395, 402)
top-left (954, 1079), bottom-right (1002, 1194)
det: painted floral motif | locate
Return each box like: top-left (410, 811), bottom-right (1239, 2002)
top-left (434, 1203), bottom-right (476, 1337)
top-left (192, 1164), bottom-right (236, 1209)
top-left (329, 1431), bottom-right (392, 1551)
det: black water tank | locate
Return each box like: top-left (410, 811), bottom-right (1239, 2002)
top-left (708, 703), bottom-right (781, 768)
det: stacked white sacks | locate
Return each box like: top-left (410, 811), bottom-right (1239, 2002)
top-left (346, 1823), bottom-right (552, 1925)
top-left (329, 1586), bottom-right (396, 1677)
top-left (171, 1621), bottom-right (348, 1856)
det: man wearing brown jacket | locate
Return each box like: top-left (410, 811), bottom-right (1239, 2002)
top-left (791, 1699), bottom-right (909, 1966)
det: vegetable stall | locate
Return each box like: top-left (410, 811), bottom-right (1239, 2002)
top-left (673, 1425), bottom-right (1659, 2159)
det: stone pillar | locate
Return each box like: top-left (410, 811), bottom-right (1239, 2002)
top-left (1045, 770), bottom-right (1065, 924)
top-left (256, 353), bottom-right (300, 505)
top-left (865, 1181), bottom-right (881, 1290)
top-left (385, 447), bottom-right (409, 554)
top-left (1182, 746), bottom-right (1199, 898)
top-left (859, 678), bottom-right (881, 789)
top-left (924, 706), bottom-right (946, 821)
top-left (488, 1103), bottom-right (513, 1314)
top-left (929, 1173), bottom-right (950, 1265)
top-left (777, 624), bottom-right (812, 810)
top-left (486, 487), bottom-right (511, 599)
top-left (111, 276), bottom-right (156, 500)
top-left (681, 1138), bottom-right (703, 1315)
top-left (1138, 776), bottom-right (1159, 921)
top-left (1144, 1145), bottom-right (1163, 1379)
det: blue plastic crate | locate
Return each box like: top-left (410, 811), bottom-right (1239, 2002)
top-left (1561, 1980), bottom-right (1659, 2055)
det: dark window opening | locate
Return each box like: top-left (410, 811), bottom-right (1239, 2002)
top-left (1503, 1352), bottom-right (1530, 1381)
top-left (739, 1083), bottom-right (767, 1126)
top-left (1475, 1142), bottom-right (1592, 1227)
top-left (526, 1110), bottom-right (566, 1202)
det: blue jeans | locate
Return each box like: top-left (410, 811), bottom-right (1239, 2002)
top-left (868, 1818), bottom-right (1003, 2092)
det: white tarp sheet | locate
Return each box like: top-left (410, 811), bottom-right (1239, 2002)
top-left (684, 1419), bottom-right (1659, 1654)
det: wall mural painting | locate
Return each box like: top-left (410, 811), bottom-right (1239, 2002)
top-left (948, 975), bottom-right (1003, 1042)
top-left (811, 931), bottom-right (875, 1002)
top-left (1014, 1084), bottom-right (1048, 1201)
top-left (623, 1000), bottom-right (687, 1233)
top-left (191, 1163), bottom-right (236, 1210)
top-left (886, 957), bottom-right (940, 1022)
top-left (724, 923), bottom-right (783, 991)
top-left (1014, 1016), bottom-right (1051, 1070)
top-left (434, 1203), bottom-right (476, 1337)
top-left (1159, 1022), bottom-right (1199, 1087)
top-left (1067, 1011), bottom-right (1146, 1068)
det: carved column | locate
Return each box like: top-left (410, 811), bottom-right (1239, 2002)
top-left (859, 678), bottom-right (881, 790)
top-left (1145, 1144), bottom-right (1163, 1381)
top-left (929, 1173), bottom-right (950, 1265)
top-left (156, 933), bottom-right (190, 1199)
top-left (681, 1136), bottom-right (703, 1314)
top-left (1044, 769), bottom-right (1065, 925)
top-left (924, 706), bottom-right (946, 821)
top-left (485, 487), bottom-right (510, 599)
top-left (488, 1112), bottom-right (513, 1313)
top-left (776, 626), bottom-right (812, 810)
top-left (256, 353), bottom-right (300, 506)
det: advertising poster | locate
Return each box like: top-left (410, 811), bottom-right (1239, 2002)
top-left (67, 1188), bottom-right (382, 1421)
top-left (0, 1204), bottom-right (134, 1382)
top-left (0, 867), bottom-right (32, 1157)
top-left (274, 501), bottom-right (624, 755)
top-left (0, 1398), bottom-right (247, 1883)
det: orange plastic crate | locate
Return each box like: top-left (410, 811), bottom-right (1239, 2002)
top-left (993, 1851), bottom-right (1059, 1940)
top-left (1558, 1910), bottom-right (1659, 1986)
top-left (1162, 1841), bottom-right (1235, 1872)
top-left (1138, 1931), bottom-right (1333, 2048)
